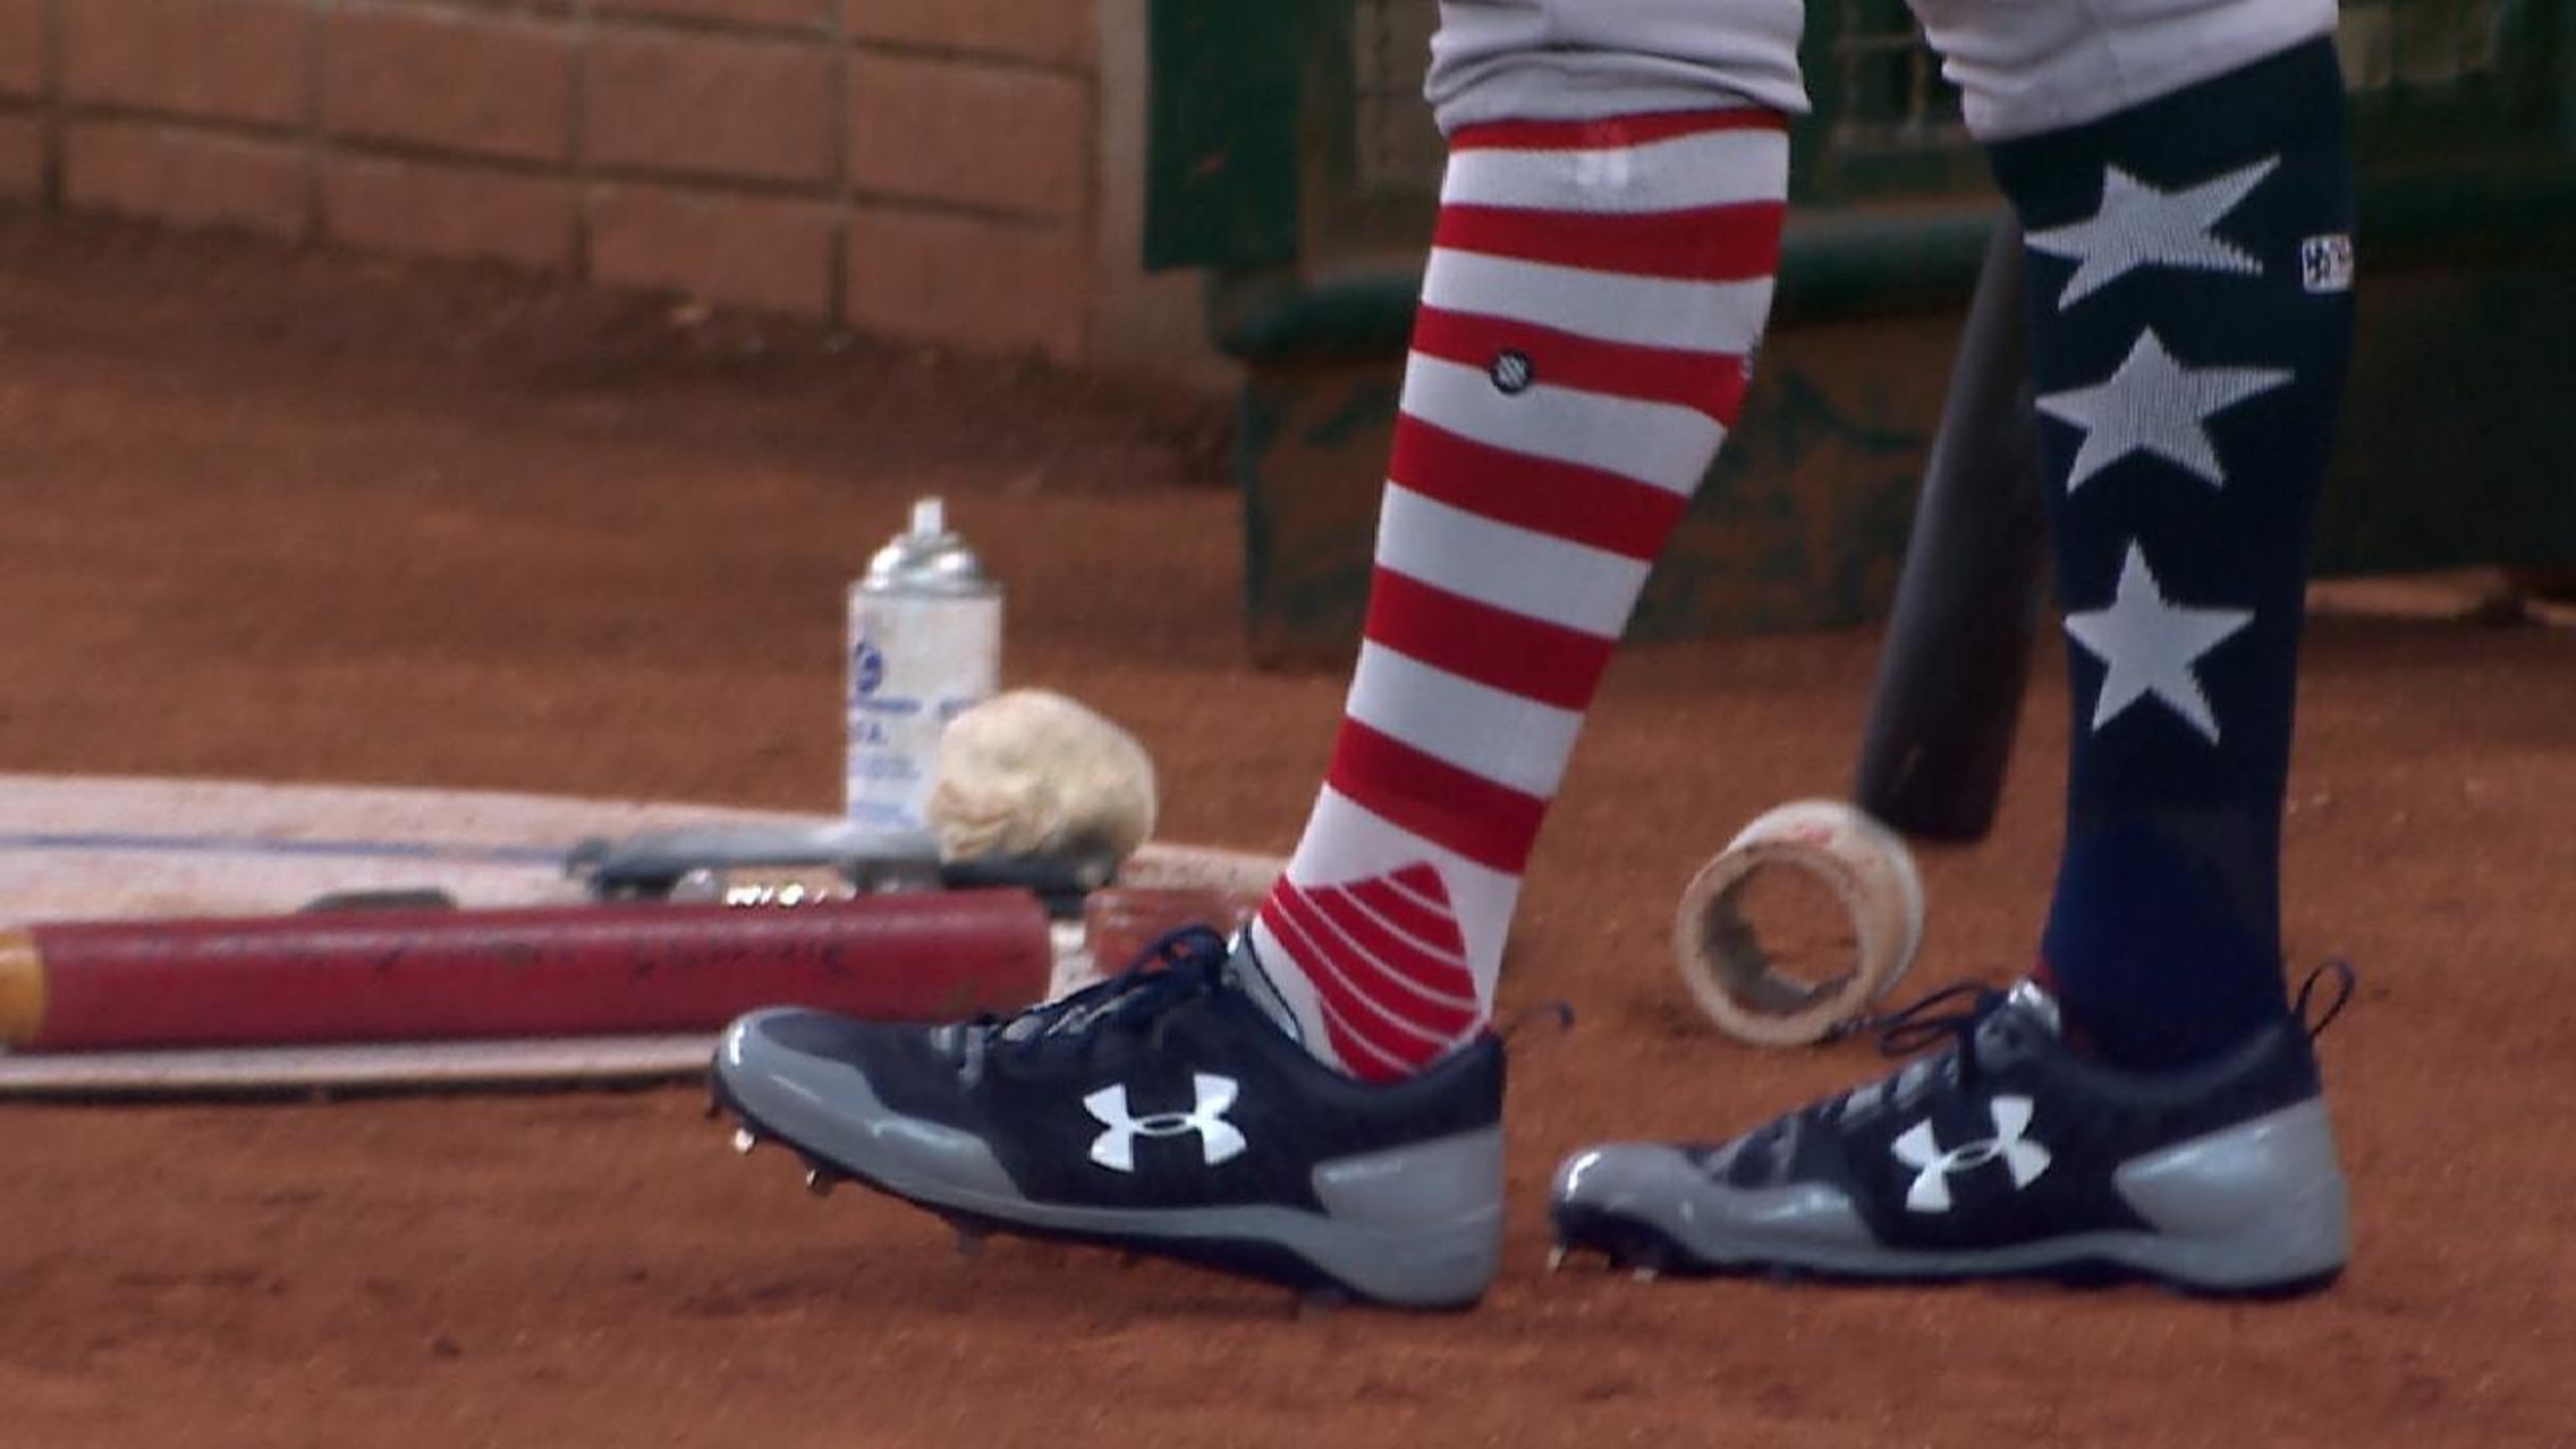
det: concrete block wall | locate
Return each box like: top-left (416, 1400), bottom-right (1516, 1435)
top-left (0, 0), bottom-right (1210, 368)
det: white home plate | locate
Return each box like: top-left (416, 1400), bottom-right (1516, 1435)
top-left (0, 774), bottom-right (1279, 1098)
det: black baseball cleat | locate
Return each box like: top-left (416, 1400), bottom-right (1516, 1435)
top-left (1550, 978), bottom-right (2350, 1295)
top-left (710, 927), bottom-right (1505, 1309)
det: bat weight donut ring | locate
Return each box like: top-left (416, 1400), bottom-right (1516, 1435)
top-left (1673, 799), bottom-right (1925, 1046)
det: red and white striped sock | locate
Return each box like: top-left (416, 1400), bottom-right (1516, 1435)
top-left (1243, 110), bottom-right (1789, 1082)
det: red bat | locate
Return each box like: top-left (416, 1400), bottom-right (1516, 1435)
top-left (0, 891), bottom-right (1051, 1053)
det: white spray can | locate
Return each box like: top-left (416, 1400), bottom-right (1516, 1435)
top-left (845, 496), bottom-right (1002, 832)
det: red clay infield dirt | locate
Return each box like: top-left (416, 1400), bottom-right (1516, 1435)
top-left (1, 216), bottom-right (2570, 1447)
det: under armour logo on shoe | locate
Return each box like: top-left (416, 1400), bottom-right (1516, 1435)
top-left (1891, 1095), bottom-right (2051, 1213)
top-left (1083, 1074), bottom-right (1248, 1173)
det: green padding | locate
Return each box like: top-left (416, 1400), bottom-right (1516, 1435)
top-left (2314, 255), bottom-right (2576, 574)
top-left (2355, 155), bottom-right (2576, 262)
top-left (1142, 1), bottom-right (1303, 273)
top-left (1204, 268), bottom-right (1416, 366)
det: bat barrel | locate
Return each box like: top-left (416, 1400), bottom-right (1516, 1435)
top-left (1852, 216), bottom-right (2049, 843)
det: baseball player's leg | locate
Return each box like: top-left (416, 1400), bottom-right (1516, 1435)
top-left (714, 0), bottom-right (1811, 1308)
top-left (1944, 1), bottom-right (2352, 1071)
top-left (1555, 2), bottom-right (2358, 1291)
top-left (1236, 0), bottom-right (1807, 1083)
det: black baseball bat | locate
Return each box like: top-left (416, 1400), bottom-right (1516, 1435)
top-left (1852, 216), bottom-right (2050, 843)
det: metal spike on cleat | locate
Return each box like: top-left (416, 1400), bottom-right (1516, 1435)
top-left (1546, 1244), bottom-right (1570, 1273)
top-left (731, 1126), bottom-right (760, 1156)
top-left (802, 1166), bottom-right (834, 1197)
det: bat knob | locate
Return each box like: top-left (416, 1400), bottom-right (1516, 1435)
top-left (1672, 799), bottom-right (1925, 1047)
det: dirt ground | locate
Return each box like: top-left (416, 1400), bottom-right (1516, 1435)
top-left (2, 213), bottom-right (2571, 1448)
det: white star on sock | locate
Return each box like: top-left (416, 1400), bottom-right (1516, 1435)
top-left (2038, 329), bottom-right (2293, 494)
top-left (2027, 158), bottom-right (2278, 309)
top-left (2064, 543), bottom-right (2254, 744)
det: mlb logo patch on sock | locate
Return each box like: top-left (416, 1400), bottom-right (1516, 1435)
top-left (2300, 235), bottom-right (2355, 294)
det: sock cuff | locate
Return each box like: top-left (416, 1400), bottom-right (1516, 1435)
top-left (1987, 38), bottom-right (2351, 213)
top-left (1447, 108), bottom-right (1786, 153)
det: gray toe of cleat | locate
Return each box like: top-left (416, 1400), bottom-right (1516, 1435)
top-left (714, 1008), bottom-right (1022, 1203)
top-left (1551, 1144), bottom-right (1871, 1269)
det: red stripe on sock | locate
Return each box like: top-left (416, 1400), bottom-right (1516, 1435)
top-left (1315, 999), bottom-right (1420, 1083)
top-left (1259, 894), bottom-right (1451, 1079)
top-left (1410, 305), bottom-right (1753, 424)
top-left (1265, 888), bottom-right (1467, 1036)
top-left (1324, 719), bottom-right (1546, 876)
top-left (1346, 871), bottom-right (1471, 959)
top-left (1435, 200), bottom-right (1784, 284)
top-left (1387, 863), bottom-right (1444, 900)
top-left (1305, 884), bottom-right (1481, 1019)
top-left (1363, 570), bottom-right (1617, 712)
top-left (1387, 413), bottom-right (1688, 559)
top-left (1449, 110), bottom-right (1787, 153)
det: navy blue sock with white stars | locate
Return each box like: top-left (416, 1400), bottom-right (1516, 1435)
top-left (1988, 39), bottom-right (2355, 1068)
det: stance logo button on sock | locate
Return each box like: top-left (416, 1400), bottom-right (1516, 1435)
top-left (1488, 350), bottom-right (1535, 395)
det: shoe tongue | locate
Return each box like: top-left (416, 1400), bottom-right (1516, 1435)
top-left (2004, 979), bottom-right (2064, 1038)
top-left (1221, 935), bottom-right (1306, 1046)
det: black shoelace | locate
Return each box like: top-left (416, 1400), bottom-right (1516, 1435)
top-left (1808, 959), bottom-right (2358, 1124)
top-left (2294, 958), bottom-right (2355, 1038)
top-left (1811, 981), bottom-right (2011, 1123)
top-left (959, 925), bottom-right (1233, 1075)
